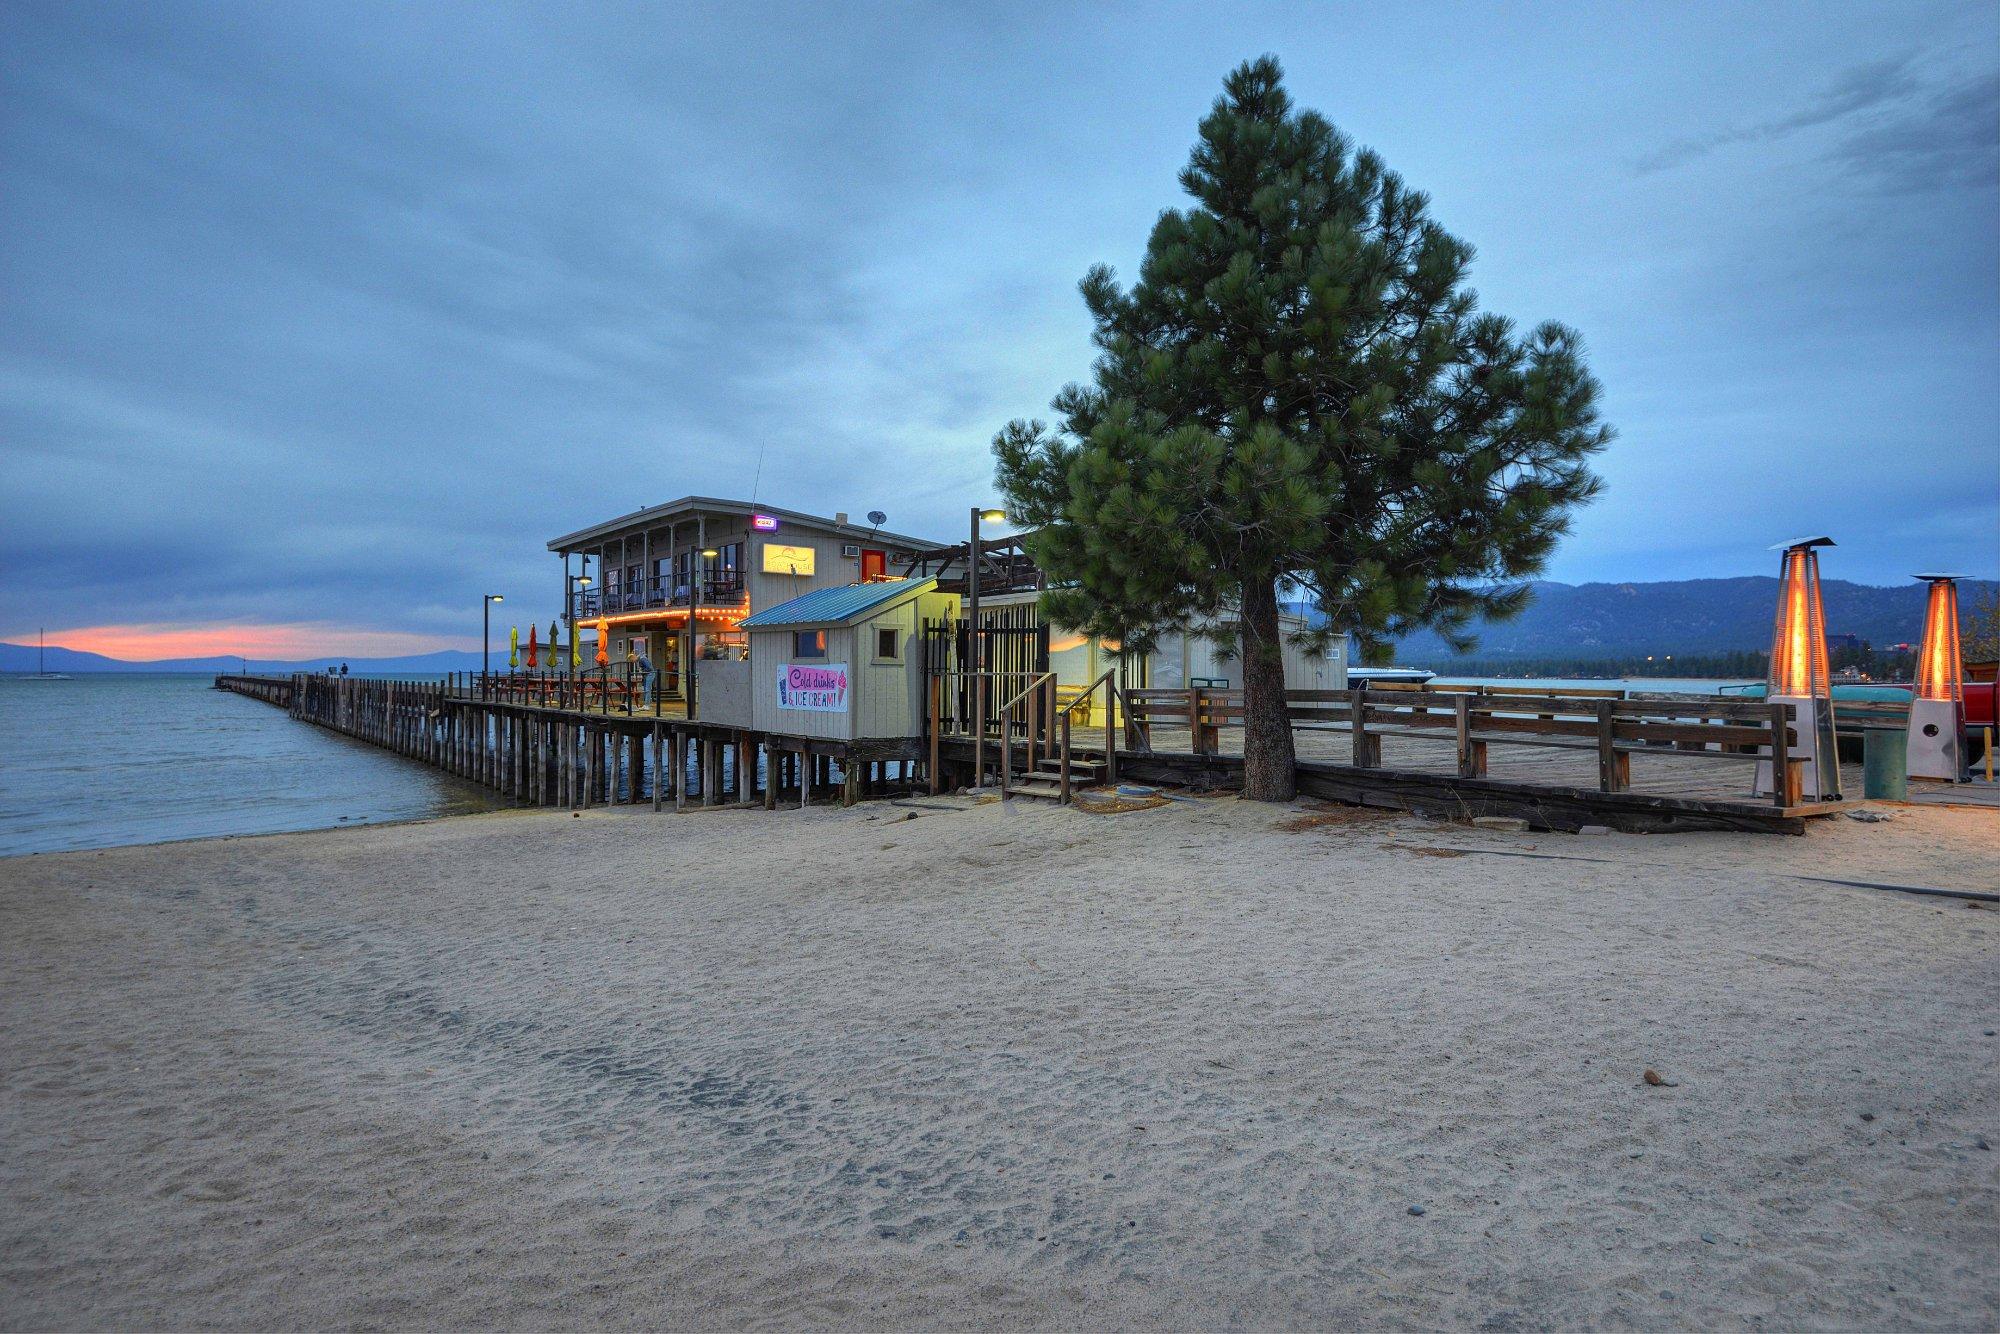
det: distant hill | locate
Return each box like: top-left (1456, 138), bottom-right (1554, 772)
top-left (1285, 577), bottom-right (1997, 664)
top-left (0, 644), bottom-right (489, 675)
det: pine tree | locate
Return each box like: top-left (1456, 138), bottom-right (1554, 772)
top-left (1963, 585), bottom-right (2000, 664)
top-left (994, 57), bottom-right (1611, 800)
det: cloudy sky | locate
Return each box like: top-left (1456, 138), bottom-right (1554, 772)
top-left (3, 1), bottom-right (1995, 657)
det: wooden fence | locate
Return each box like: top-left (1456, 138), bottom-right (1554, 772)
top-left (939, 678), bottom-right (1809, 808)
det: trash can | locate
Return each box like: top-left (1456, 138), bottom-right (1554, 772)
top-left (1862, 725), bottom-right (1908, 801)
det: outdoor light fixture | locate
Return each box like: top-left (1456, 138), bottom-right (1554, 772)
top-left (578, 575), bottom-right (592, 587)
top-left (1754, 537), bottom-right (1841, 802)
top-left (482, 593), bottom-right (505, 688)
top-left (979, 508), bottom-right (1007, 525)
top-left (1908, 573), bottom-right (1967, 781)
top-left (700, 547), bottom-right (720, 558)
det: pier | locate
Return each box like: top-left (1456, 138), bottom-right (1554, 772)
top-left (217, 673), bottom-right (924, 812)
top-left (216, 669), bottom-right (1858, 833)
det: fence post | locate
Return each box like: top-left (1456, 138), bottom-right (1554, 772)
top-left (1351, 686), bottom-right (1378, 767)
top-left (1596, 700), bottom-right (1629, 792)
top-left (1768, 701), bottom-right (1798, 808)
top-left (1103, 674), bottom-right (1117, 784)
top-left (928, 676), bottom-right (942, 794)
top-left (1060, 711), bottom-right (1073, 803)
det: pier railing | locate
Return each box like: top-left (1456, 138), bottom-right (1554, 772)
top-left (440, 666), bottom-right (688, 717)
top-left (934, 675), bottom-right (1807, 809)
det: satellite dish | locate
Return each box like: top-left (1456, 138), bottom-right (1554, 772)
top-left (866, 510), bottom-right (886, 528)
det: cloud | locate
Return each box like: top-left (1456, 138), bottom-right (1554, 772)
top-left (52, 622), bottom-right (470, 660)
top-left (1635, 55), bottom-right (1923, 173)
top-left (1832, 67), bottom-right (2000, 193)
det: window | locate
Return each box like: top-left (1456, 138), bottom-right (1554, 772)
top-left (762, 542), bottom-right (815, 575)
top-left (874, 627), bottom-right (900, 662)
top-left (794, 629), bottom-right (827, 658)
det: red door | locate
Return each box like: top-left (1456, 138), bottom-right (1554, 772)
top-left (860, 549), bottom-right (886, 581)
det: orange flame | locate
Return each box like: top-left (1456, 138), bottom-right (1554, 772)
top-left (1914, 580), bottom-right (1963, 703)
top-left (1767, 547), bottom-right (1830, 697)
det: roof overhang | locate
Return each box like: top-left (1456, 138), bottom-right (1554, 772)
top-left (549, 496), bottom-right (943, 555)
top-left (740, 577), bottom-right (941, 631)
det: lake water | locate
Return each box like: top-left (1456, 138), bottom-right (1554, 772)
top-left (0, 674), bottom-right (500, 857)
top-left (1425, 675), bottom-right (1758, 694)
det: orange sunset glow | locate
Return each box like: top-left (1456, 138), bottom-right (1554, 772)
top-left (38, 623), bottom-right (474, 662)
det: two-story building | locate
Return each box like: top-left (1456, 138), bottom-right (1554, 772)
top-left (548, 497), bottom-right (944, 712)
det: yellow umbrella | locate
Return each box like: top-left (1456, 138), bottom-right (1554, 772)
top-left (594, 617), bottom-right (609, 667)
top-left (508, 624), bottom-right (519, 669)
top-left (568, 623), bottom-right (580, 672)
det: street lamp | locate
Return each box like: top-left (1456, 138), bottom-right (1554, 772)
top-left (482, 594), bottom-right (504, 694)
top-left (969, 506), bottom-right (1008, 785)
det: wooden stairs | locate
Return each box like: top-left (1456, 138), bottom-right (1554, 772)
top-left (1003, 753), bottom-right (1107, 802)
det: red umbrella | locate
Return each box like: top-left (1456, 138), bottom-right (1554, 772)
top-left (526, 623), bottom-right (539, 668)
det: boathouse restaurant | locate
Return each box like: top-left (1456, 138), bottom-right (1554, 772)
top-left (549, 497), bottom-right (941, 710)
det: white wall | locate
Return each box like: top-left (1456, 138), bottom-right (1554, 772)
top-left (1147, 617), bottom-right (1345, 691)
top-left (752, 625), bottom-right (857, 740)
top-left (696, 658), bottom-right (753, 728)
top-left (747, 587), bottom-right (958, 742)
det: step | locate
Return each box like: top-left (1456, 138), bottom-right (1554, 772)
top-left (1004, 780), bottom-right (1067, 801)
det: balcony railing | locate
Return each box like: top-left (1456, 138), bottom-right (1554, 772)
top-left (572, 576), bottom-right (747, 620)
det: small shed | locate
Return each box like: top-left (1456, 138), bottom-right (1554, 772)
top-left (740, 578), bottom-right (959, 742)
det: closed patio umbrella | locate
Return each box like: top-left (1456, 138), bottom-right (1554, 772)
top-left (595, 617), bottom-right (609, 666)
top-left (526, 622), bottom-right (538, 669)
top-left (508, 624), bottom-right (519, 669)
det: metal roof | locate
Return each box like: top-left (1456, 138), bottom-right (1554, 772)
top-left (739, 578), bottom-right (936, 630)
top-left (546, 496), bottom-right (942, 554)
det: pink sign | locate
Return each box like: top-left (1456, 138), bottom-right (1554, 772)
top-left (777, 663), bottom-right (848, 712)
top-left (751, 513), bottom-right (779, 532)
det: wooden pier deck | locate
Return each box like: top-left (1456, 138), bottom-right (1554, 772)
top-left (209, 673), bottom-right (1961, 836)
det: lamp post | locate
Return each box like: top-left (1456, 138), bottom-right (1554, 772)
top-left (482, 594), bottom-right (504, 696)
top-left (969, 506), bottom-right (1006, 785)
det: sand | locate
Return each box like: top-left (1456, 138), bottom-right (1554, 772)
top-left (1, 793), bottom-right (1996, 1330)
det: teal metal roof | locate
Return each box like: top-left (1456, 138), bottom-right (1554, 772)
top-left (739, 578), bottom-right (933, 630)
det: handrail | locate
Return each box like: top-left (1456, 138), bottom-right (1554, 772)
top-left (998, 672), bottom-right (1058, 794)
top-left (1052, 667), bottom-right (1121, 798)
top-left (998, 671), bottom-right (1058, 714)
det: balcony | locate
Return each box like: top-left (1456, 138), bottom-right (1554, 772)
top-left (571, 576), bottom-right (748, 622)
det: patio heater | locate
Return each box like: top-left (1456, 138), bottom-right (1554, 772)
top-left (1754, 537), bottom-right (1841, 801)
top-left (1907, 574), bottom-right (1966, 781)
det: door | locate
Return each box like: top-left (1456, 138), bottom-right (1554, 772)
top-left (860, 548), bottom-right (886, 582)
top-left (653, 631), bottom-right (682, 698)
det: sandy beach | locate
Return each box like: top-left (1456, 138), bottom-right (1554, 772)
top-left (2, 794), bottom-right (1996, 1330)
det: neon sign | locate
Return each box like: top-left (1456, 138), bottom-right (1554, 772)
top-left (751, 513), bottom-right (779, 532)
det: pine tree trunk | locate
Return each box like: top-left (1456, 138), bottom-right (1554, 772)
top-left (1239, 575), bottom-right (1297, 801)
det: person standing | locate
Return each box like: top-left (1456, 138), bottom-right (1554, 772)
top-left (633, 640), bottom-right (657, 706)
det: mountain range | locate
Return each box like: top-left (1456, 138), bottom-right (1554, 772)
top-left (0, 644), bottom-right (490, 675)
top-left (1286, 576), bottom-right (1996, 663)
